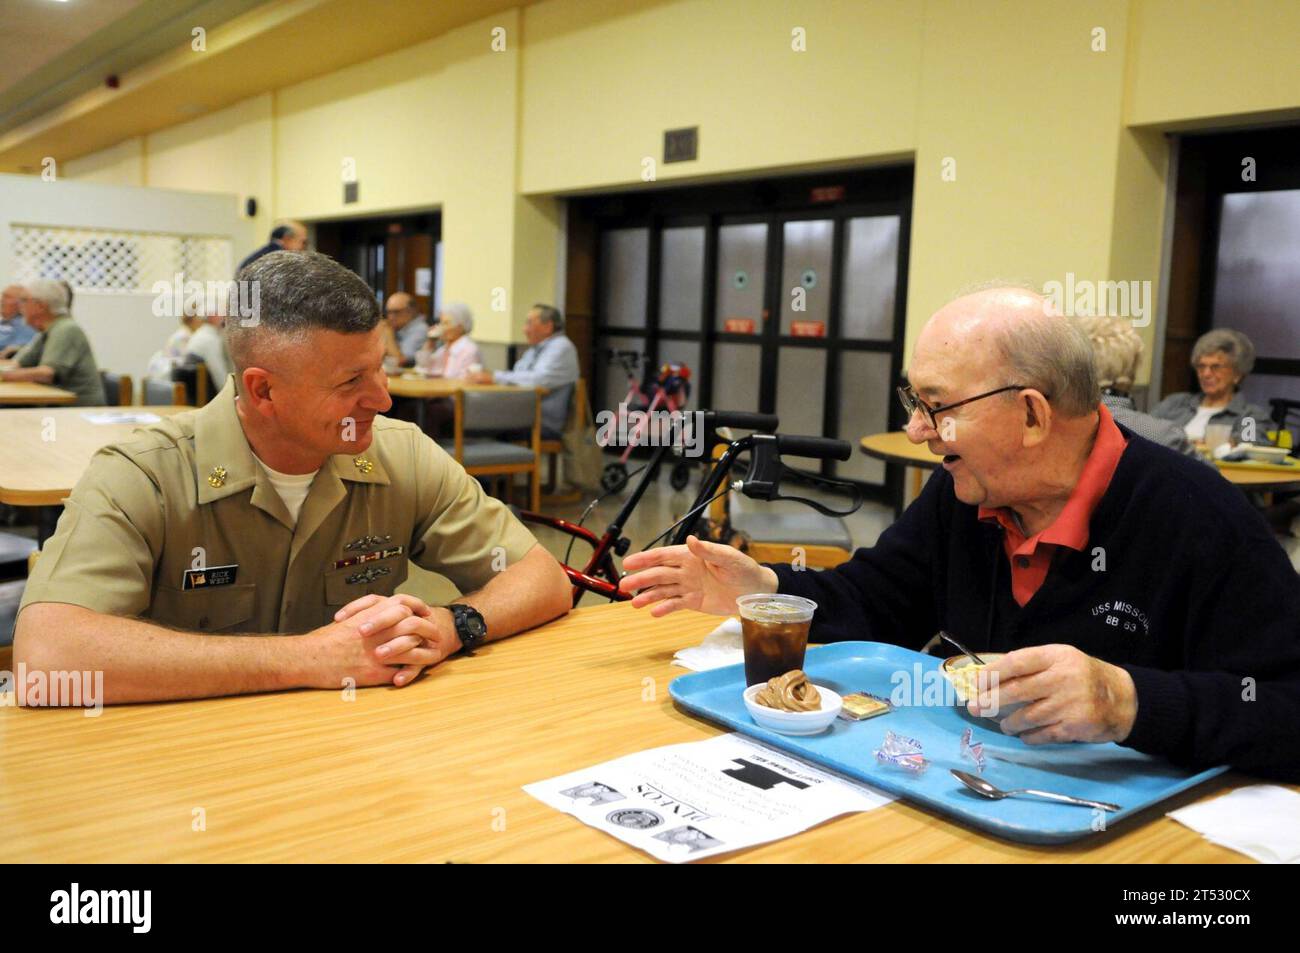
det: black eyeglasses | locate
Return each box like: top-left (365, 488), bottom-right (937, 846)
top-left (896, 383), bottom-right (1046, 430)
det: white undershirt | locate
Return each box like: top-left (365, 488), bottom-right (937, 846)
top-left (1184, 404), bottom-right (1220, 441)
top-left (255, 458), bottom-right (319, 524)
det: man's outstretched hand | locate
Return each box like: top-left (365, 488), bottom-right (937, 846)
top-left (619, 534), bottom-right (778, 616)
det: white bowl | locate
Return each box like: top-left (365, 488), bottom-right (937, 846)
top-left (1243, 445), bottom-right (1293, 464)
top-left (743, 683), bottom-right (842, 735)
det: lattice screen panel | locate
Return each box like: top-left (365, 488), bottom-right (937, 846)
top-left (8, 225), bottom-right (233, 294)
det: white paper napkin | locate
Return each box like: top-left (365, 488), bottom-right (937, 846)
top-left (1167, 784), bottom-right (1300, 863)
top-left (672, 617), bottom-right (743, 671)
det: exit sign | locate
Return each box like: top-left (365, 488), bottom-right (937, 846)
top-left (810, 185), bottom-right (846, 203)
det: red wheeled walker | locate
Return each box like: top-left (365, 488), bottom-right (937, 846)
top-left (517, 410), bottom-right (858, 606)
top-left (597, 349), bottom-right (695, 494)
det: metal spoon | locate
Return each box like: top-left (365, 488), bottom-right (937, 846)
top-left (940, 631), bottom-right (986, 666)
top-left (950, 769), bottom-right (1121, 812)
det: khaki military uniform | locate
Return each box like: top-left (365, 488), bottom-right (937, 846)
top-left (20, 379), bottom-right (539, 633)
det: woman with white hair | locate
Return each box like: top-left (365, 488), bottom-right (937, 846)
top-left (419, 300), bottom-right (483, 379)
top-left (1152, 328), bottom-right (1271, 444)
top-left (1073, 314), bottom-right (1198, 457)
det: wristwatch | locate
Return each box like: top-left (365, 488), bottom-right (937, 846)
top-left (448, 603), bottom-right (488, 654)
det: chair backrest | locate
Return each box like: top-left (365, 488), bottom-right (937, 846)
top-left (463, 388), bottom-right (539, 435)
top-left (1269, 398), bottom-right (1300, 450)
top-left (572, 377), bottom-right (591, 427)
top-left (550, 380), bottom-right (575, 424)
top-left (173, 360), bottom-right (210, 406)
top-left (144, 378), bottom-right (186, 406)
top-left (100, 371), bottom-right (133, 406)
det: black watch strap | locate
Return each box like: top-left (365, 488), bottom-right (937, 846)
top-left (449, 603), bottom-right (488, 654)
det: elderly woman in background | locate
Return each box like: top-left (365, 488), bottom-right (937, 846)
top-left (1152, 328), bottom-right (1271, 444)
top-left (1073, 315), bottom-right (1197, 457)
top-left (418, 301), bottom-right (482, 379)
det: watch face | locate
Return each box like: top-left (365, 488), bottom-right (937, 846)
top-left (454, 606), bottom-right (486, 642)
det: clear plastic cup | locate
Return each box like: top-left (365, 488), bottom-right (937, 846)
top-left (736, 593), bottom-right (818, 688)
top-left (1204, 422), bottom-right (1233, 452)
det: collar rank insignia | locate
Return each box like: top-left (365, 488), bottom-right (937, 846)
top-left (346, 565), bottom-right (391, 585)
top-left (354, 456), bottom-right (374, 474)
top-left (207, 466), bottom-right (228, 488)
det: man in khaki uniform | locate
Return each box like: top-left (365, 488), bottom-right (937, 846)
top-left (16, 251), bottom-right (572, 703)
top-left (0, 279), bottom-right (103, 406)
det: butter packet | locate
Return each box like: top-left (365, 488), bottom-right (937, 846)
top-left (839, 691), bottom-right (893, 721)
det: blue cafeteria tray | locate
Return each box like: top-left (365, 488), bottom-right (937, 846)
top-left (669, 641), bottom-right (1229, 844)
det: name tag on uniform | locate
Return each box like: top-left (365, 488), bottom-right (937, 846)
top-left (182, 564), bottom-right (239, 590)
top-left (332, 546), bottom-right (404, 570)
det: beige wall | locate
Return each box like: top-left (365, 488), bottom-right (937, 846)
top-left (62, 137), bottom-right (145, 186)
top-left (147, 94), bottom-right (274, 255)
top-left (518, 0), bottom-right (921, 194)
top-left (271, 7), bottom-right (558, 341)
top-left (275, 16), bottom-right (507, 339)
top-left (905, 0), bottom-right (1149, 364)
top-left (1127, 0), bottom-right (1300, 129)
top-left (53, 0), bottom-right (1300, 374)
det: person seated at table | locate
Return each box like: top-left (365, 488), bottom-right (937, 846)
top-left (14, 251), bottom-right (571, 704)
top-left (1072, 314), bottom-right (1198, 458)
top-left (382, 292), bottom-right (428, 368)
top-left (1151, 329), bottom-right (1271, 445)
top-left (468, 303), bottom-right (578, 440)
top-left (145, 307), bottom-right (203, 382)
top-left (184, 307), bottom-right (231, 386)
top-left (417, 301), bottom-right (482, 379)
top-left (621, 286), bottom-right (1300, 781)
top-left (0, 283), bottom-right (36, 357)
top-left (0, 278), bottom-right (103, 406)
top-left (378, 314), bottom-right (403, 369)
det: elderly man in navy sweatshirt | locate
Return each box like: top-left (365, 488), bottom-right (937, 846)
top-left (621, 287), bottom-right (1300, 781)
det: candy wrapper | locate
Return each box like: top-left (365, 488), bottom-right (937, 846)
top-left (960, 727), bottom-right (986, 773)
top-left (875, 730), bottom-right (927, 773)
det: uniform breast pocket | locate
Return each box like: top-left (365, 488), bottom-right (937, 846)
top-left (324, 557), bottom-right (409, 608)
top-left (150, 583), bottom-right (257, 632)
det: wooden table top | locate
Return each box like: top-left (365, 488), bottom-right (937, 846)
top-left (1213, 461), bottom-right (1300, 489)
top-left (861, 431), bottom-right (1300, 489)
top-left (0, 381), bottom-right (77, 406)
top-left (859, 431), bottom-right (944, 468)
top-left (0, 405), bottom-right (189, 506)
top-left (385, 375), bottom-right (541, 399)
top-left (0, 601), bottom-right (1269, 863)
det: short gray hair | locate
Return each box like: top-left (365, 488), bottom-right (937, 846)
top-left (1191, 328), bottom-right (1255, 380)
top-left (25, 278), bottom-right (69, 318)
top-left (532, 303), bottom-right (563, 332)
top-left (439, 300), bottom-right (473, 334)
top-left (986, 293), bottom-right (1100, 417)
top-left (226, 251), bottom-right (379, 374)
